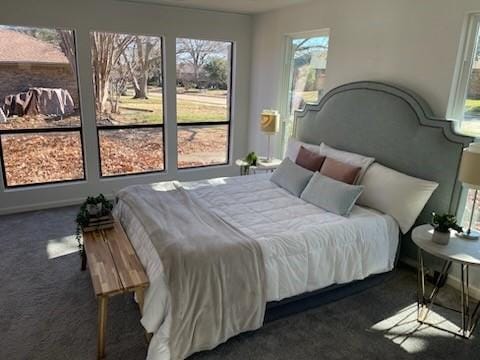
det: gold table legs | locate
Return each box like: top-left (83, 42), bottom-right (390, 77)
top-left (416, 249), bottom-right (480, 338)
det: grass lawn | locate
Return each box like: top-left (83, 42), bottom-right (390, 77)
top-left (109, 88), bottom-right (228, 125)
top-left (465, 98), bottom-right (480, 114)
top-left (461, 98), bottom-right (480, 137)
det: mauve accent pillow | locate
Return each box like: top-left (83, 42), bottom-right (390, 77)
top-left (319, 143), bottom-right (375, 183)
top-left (295, 146), bottom-right (326, 171)
top-left (285, 137), bottom-right (321, 161)
top-left (300, 173), bottom-right (364, 216)
top-left (320, 157), bottom-right (361, 185)
top-left (270, 158), bottom-right (314, 196)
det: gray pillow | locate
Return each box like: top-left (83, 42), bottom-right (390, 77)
top-left (270, 158), bottom-right (314, 196)
top-left (300, 172), bottom-right (364, 216)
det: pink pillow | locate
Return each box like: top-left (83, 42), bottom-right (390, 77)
top-left (295, 146), bottom-right (326, 171)
top-left (320, 157), bottom-right (361, 185)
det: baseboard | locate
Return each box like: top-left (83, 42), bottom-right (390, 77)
top-left (0, 197), bottom-right (86, 215)
top-left (400, 257), bottom-right (480, 300)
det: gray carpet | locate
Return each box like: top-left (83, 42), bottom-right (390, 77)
top-left (1, 206), bottom-right (480, 360)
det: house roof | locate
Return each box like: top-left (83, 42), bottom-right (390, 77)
top-left (0, 29), bottom-right (69, 65)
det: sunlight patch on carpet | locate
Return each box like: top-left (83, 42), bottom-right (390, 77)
top-left (46, 235), bottom-right (79, 259)
top-left (370, 303), bottom-right (459, 353)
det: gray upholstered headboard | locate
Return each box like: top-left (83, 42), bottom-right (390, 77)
top-left (293, 81), bottom-right (474, 259)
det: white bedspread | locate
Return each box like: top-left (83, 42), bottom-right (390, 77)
top-left (114, 174), bottom-right (399, 360)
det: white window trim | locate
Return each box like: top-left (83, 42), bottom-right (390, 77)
top-left (448, 13), bottom-right (480, 131)
top-left (277, 29), bottom-right (330, 157)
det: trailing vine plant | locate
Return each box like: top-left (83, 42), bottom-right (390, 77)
top-left (76, 194), bottom-right (114, 252)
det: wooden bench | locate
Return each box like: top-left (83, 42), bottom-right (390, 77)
top-left (82, 220), bottom-right (149, 359)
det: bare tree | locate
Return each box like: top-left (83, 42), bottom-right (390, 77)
top-left (122, 36), bottom-right (161, 99)
top-left (58, 30), bottom-right (77, 75)
top-left (91, 33), bottom-right (133, 114)
top-left (176, 39), bottom-right (227, 88)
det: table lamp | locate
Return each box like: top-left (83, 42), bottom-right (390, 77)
top-left (260, 109), bottom-right (279, 162)
top-left (458, 142), bottom-right (480, 240)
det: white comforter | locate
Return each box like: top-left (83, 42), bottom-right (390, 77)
top-left (114, 174), bottom-right (399, 360)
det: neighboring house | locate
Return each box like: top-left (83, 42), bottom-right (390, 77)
top-left (176, 62), bottom-right (216, 88)
top-left (0, 29), bottom-right (78, 108)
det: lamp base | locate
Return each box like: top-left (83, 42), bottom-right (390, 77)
top-left (458, 229), bottom-right (480, 240)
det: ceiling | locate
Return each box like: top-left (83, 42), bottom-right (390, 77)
top-left (117, 0), bottom-right (312, 14)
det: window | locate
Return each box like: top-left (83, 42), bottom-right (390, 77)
top-left (450, 15), bottom-right (480, 232)
top-left (280, 31), bottom-right (329, 153)
top-left (91, 32), bottom-right (164, 176)
top-left (450, 14), bottom-right (480, 137)
top-left (176, 38), bottom-right (232, 168)
top-left (0, 25), bottom-right (84, 187)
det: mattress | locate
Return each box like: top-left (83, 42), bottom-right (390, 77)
top-left (114, 173), bottom-right (399, 360)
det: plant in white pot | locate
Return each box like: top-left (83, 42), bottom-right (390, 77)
top-left (431, 213), bottom-right (463, 245)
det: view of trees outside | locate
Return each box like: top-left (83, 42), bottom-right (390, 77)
top-left (91, 32), bottom-right (165, 176)
top-left (0, 28), bottom-right (234, 183)
top-left (0, 26), bottom-right (84, 186)
top-left (460, 27), bottom-right (480, 230)
top-left (176, 38), bottom-right (232, 168)
top-left (282, 35), bottom-right (329, 151)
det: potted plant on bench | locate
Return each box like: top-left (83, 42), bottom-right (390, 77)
top-left (76, 194), bottom-right (114, 270)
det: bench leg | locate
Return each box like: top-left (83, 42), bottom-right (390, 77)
top-left (135, 287), bottom-right (145, 316)
top-left (98, 295), bottom-right (108, 359)
top-left (81, 248), bottom-right (87, 271)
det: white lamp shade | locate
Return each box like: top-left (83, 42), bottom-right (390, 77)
top-left (459, 143), bottom-right (480, 189)
top-left (260, 110), bottom-right (279, 134)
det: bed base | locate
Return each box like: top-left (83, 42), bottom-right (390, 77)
top-left (264, 271), bottom-right (393, 323)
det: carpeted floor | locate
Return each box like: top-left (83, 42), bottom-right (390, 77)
top-left (1, 206), bottom-right (480, 360)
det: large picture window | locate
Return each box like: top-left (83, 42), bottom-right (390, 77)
top-left (176, 38), bottom-right (232, 168)
top-left (91, 32), bottom-right (164, 176)
top-left (0, 25), bottom-right (84, 187)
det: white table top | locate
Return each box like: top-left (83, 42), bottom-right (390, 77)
top-left (256, 158), bottom-right (282, 169)
top-left (412, 224), bottom-right (480, 266)
top-left (235, 158), bottom-right (282, 170)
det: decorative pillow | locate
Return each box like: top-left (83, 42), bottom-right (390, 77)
top-left (357, 163), bottom-right (439, 234)
top-left (320, 157), bottom-right (361, 184)
top-left (270, 158), bottom-right (314, 196)
top-left (319, 143), bottom-right (375, 183)
top-left (300, 173), bottom-right (364, 216)
top-left (295, 146), bottom-right (326, 171)
top-left (285, 137), bottom-right (321, 161)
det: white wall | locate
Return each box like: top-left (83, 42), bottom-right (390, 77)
top-left (0, 0), bottom-right (252, 214)
top-left (249, 0), bottom-right (480, 156)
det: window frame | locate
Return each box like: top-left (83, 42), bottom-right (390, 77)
top-left (176, 38), bottom-right (234, 170)
top-left (278, 29), bottom-right (330, 156)
top-left (448, 13), bottom-right (480, 133)
top-left (90, 31), bottom-right (167, 178)
top-left (0, 28), bottom-right (86, 189)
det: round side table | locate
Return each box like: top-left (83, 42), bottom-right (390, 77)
top-left (412, 224), bottom-right (480, 338)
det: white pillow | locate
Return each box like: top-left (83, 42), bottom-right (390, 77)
top-left (285, 138), bottom-right (321, 161)
top-left (319, 143), bottom-right (375, 183)
top-left (357, 163), bottom-right (439, 234)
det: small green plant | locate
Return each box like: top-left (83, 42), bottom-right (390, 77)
top-left (76, 194), bottom-right (113, 247)
top-left (244, 151), bottom-right (258, 166)
top-left (431, 212), bottom-right (463, 233)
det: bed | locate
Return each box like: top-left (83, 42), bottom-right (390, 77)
top-left (114, 81), bottom-right (473, 360)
